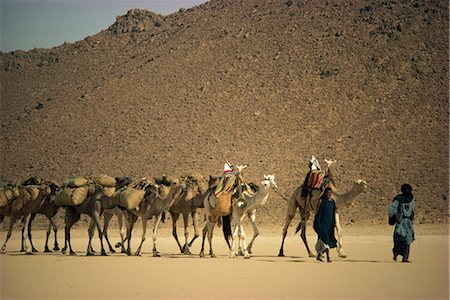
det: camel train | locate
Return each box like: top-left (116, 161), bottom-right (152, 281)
top-left (0, 158), bottom-right (367, 259)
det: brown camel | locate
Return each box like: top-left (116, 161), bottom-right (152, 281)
top-left (168, 175), bottom-right (211, 254)
top-left (199, 165), bottom-right (247, 258)
top-left (0, 184), bottom-right (52, 254)
top-left (100, 176), bottom-right (133, 254)
top-left (19, 178), bottom-right (60, 253)
top-left (124, 179), bottom-right (184, 256)
top-left (60, 184), bottom-right (108, 256)
top-left (278, 179), bottom-right (368, 258)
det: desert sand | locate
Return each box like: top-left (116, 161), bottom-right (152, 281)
top-left (0, 224), bottom-right (448, 300)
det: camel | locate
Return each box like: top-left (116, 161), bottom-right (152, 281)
top-left (124, 179), bottom-right (184, 256)
top-left (100, 176), bottom-right (133, 254)
top-left (278, 179), bottom-right (367, 258)
top-left (19, 178), bottom-right (60, 253)
top-left (229, 174), bottom-right (278, 258)
top-left (0, 184), bottom-right (52, 254)
top-left (199, 165), bottom-right (247, 258)
top-left (168, 176), bottom-right (211, 254)
top-left (60, 184), bottom-right (108, 256)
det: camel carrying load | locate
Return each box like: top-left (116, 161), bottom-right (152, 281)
top-left (54, 177), bottom-right (91, 206)
top-left (113, 178), bottom-right (152, 210)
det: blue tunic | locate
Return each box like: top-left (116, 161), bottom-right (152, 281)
top-left (313, 197), bottom-right (337, 248)
top-left (388, 195), bottom-right (415, 245)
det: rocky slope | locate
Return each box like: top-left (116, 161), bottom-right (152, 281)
top-left (0, 0), bottom-right (448, 227)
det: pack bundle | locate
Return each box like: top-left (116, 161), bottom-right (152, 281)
top-left (92, 175), bottom-right (116, 197)
top-left (55, 177), bottom-right (90, 206)
top-left (113, 187), bottom-right (146, 210)
top-left (0, 186), bottom-right (20, 207)
top-left (63, 177), bottom-right (89, 188)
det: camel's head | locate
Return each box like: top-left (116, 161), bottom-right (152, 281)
top-left (235, 164), bottom-right (248, 173)
top-left (262, 174), bottom-right (278, 190)
top-left (354, 179), bottom-right (368, 191)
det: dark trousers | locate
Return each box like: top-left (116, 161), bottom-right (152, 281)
top-left (393, 233), bottom-right (410, 261)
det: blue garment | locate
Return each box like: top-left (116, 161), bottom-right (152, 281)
top-left (313, 197), bottom-right (337, 249)
top-left (389, 195), bottom-right (415, 245)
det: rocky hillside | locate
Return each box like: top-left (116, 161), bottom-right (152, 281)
top-left (0, 0), bottom-right (448, 227)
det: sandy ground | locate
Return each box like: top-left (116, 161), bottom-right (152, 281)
top-left (0, 224), bottom-right (448, 300)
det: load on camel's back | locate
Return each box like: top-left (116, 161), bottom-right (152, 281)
top-left (54, 177), bottom-right (91, 206)
top-left (0, 183), bottom-right (21, 208)
top-left (113, 178), bottom-right (153, 210)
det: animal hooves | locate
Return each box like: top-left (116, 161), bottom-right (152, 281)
top-left (339, 254), bottom-right (347, 258)
top-left (114, 243), bottom-right (122, 248)
top-left (20, 249), bottom-right (25, 253)
top-left (44, 249), bottom-right (52, 253)
top-left (199, 253), bottom-right (205, 258)
top-left (244, 255), bottom-right (250, 259)
top-left (278, 252), bottom-right (285, 257)
top-left (153, 252), bottom-right (161, 257)
top-left (101, 251), bottom-right (108, 256)
top-left (309, 253), bottom-right (316, 258)
top-left (70, 252), bottom-right (77, 256)
top-left (53, 246), bottom-right (60, 251)
top-left (25, 252), bottom-right (34, 255)
top-left (86, 252), bottom-right (94, 256)
top-left (109, 249), bottom-right (116, 254)
top-left (32, 248), bottom-right (39, 253)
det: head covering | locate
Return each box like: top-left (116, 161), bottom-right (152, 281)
top-left (401, 183), bottom-right (412, 194)
top-left (324, 187), bottom-right (333, 194)
top-left (401, 183), bottom-right (413, 200)
top-left (223, 161), bottom-right (233, 173)
top-left (310, 155), bottom-right (321, 171)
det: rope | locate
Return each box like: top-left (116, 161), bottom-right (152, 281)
top-left (274, 189), bottom-right (289, 202)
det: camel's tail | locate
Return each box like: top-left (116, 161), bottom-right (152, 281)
top-left (222, 214), bottom-right (232, 249)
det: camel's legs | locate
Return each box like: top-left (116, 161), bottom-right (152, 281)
top-left (22, 214), bottom-right (33, 254)
top-left (152, 214), bottom-right (163, 257)
top-left (62, 208), bottom-right (79, 256)
top-left (207, 217), bottom-right (217, 258)
top-left (278, 206), bottom-right (296, 257)
top-left (135, 216), bottom-right (148, 256)
top-left (1, 216), bottom-right (17, 254)
top-left (299, 211), bottom-right (315, 257)
top-left (92, 202), bottom-right (107, 256)
top-left (124, 212), bottom-right (137, 256)
top-left (44, 219), bottom-right (53, 252)
top-left (170, 212), bottom-right (183, 253)
top-left (334, 212), bottom-right (347, 258)
top-left (230, 218), bottom-right (240, 258)
top-left (117, 212), bottom-right (126, 253)
top-left (246, 210), bottom-right (259, 254)
top-left (199, 223), bottom-right (208, 257)
top-left (239, 223), bottom-right (249, 259)
top-left (102, 212), bottom-right (116, 253)
top-left (21, 214), bottom-right (38, 252)
top-left (187, 210), bottom-right (199, 248)
top-left (182, 213), bottom-right (191, 254)
top-left (86, 219), bottom-right (96, 255)
top-left (47, 216), bottom-right (59, 252)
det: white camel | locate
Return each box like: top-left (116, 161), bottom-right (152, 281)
top-left (229, 174), bottom-right (278, 258)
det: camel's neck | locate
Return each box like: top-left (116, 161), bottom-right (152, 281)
top-left (334, 184), bottom-right (364, 209)
top-left (159, 187), bottom-right (181, 209)
top-left (245, 186), bottom-right (271, 210)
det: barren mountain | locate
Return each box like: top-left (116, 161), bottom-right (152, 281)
top-left (0, 0), bottom-right (448, 226)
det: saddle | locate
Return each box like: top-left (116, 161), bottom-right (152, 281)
top-left (208, 190), bottom-right (232, 216)
top-left (301, 170), bottom-right (333, 199)
top-left (214, 172), bottom-right (236, 196)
